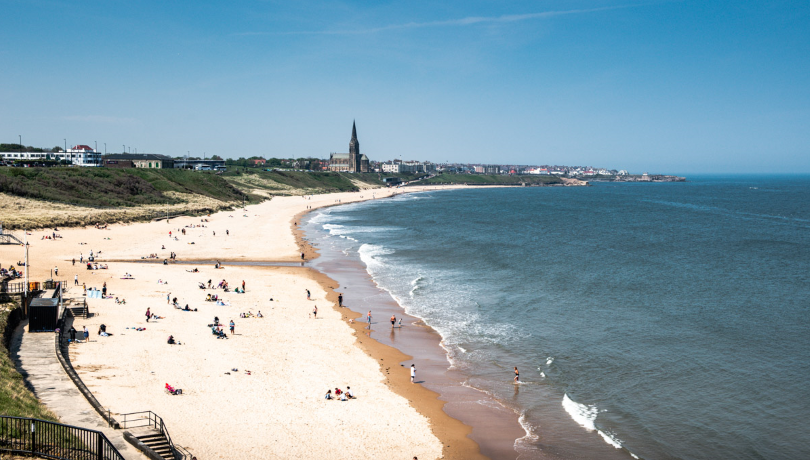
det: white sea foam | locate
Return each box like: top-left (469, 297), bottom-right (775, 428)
top-left (562, 394), bottom-right (597, 431)
top-left (514, 411), bottom-right (540, 451)
top-left (539, 371), bottom-right (545, 378)
top-left (598, 429), bottom-right (623, 449)
top-left (546, 357), bottom-right (554, 366)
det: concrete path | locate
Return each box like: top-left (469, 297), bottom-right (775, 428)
top-left (10, 319), bottom-right (148, 460)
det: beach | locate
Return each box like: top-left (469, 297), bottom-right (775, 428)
top-left (1, 186), bottom-right (486, 460)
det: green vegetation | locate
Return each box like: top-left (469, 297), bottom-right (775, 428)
top-left (416, 173), bottom-right (562, 185)
top-left (222, 170), bottom-right (386, 196)
top-left (0, 307), bottom-right (58, 420)
top-left (0, 144), bottom-right (57, 153)
top-left (0, 168), bottom-right (246, 207)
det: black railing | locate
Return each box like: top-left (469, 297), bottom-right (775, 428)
top-left (0, 416), bottom-right (123, 460)
top-left (54, 306), bottom-right (119, 429)
top-left (119, 411), bottom-right (184, 460)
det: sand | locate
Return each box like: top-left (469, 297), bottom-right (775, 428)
top-left (1, 185), bottom-right (483, 459)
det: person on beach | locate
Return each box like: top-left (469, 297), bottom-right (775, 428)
top-left (514, 367), bottom-right (520, 383)
top-left (242, 280), bottom-right (245, 291)
top-left (72, 258), bottom-right (75, 266)
top-left (346, 386), bottom-right (354, 399)
top-left (229, 320), bottom-right (235, 335)
top-left (312, 305), bottom-right (318, 319)
top-left (83, 326), bottom-right (89, 342)
top-left (301, 252), bottom-right (305, 260)
top-left (391, 315), bottom-right (396, 328)
top-left (366, 311), bottom-right (372, 328)
top-left (325, 389), bottom-right (332, 400)
top-left (306, 289), bottom-right (311, 300)
top-left (74, 274), bottom-right (78, 285)
top-left (167, 293), bottom-right (171, 304)
top-left (338, 293), bottom-right (343, 307)
top-left (54, 266), bottom-right (58, 276)
top-left (398, 318), bottom-right (402, 328)
top-left (226, 230), bottom-right (229, 236)
top-left (410, 364), bottom-right (416, 384)
top-left (146, 307), bottom-right (151, 322)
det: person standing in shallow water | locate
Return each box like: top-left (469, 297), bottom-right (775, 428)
top-left (514, 367), bottom-right (519, 383)
top-left (366, 311), bottom-right (372, 329)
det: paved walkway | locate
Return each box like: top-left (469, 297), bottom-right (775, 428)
top-left (10, 319), bottom-right (147, 460)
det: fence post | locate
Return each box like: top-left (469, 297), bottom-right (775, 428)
top-left (98, 432), bottom-right (104, 460)
top-left (29, 420), bottom-right (35, 455)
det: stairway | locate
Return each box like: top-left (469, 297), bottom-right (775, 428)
top-left (130, 427), bottom-right (176, 459)
top-left (65, 298), bottom-right (89, 318)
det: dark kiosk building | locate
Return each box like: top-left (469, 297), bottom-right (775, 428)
top-left (328, 121), bottom-right (369, 172)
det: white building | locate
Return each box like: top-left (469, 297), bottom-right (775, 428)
top-left (0, 144), bottom-right (101, 166)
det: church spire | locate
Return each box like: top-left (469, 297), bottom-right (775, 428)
top-left (352, 120), bottom-right (357, 140)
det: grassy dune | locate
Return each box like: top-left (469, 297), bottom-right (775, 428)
top-left (0, 168), bottom-right (245, 207)
top-left (222, 170), bottom-right (386, 196)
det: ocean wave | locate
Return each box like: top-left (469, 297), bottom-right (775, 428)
top-left (598, 429), bottom-right (623, 449)
top-left (562, 394), bottom-right (598, 431)
top-left (409, 274), bottom-right (424, 298)
top-left (562, 394), bottom-right (625, 451)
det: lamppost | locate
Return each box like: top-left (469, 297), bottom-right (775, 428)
top-left (104, 143), bottom-right (107, 155)
top-left (18, 135), bottom-right (22, 163)
top-left (64, 139), bottom-right (67, 165)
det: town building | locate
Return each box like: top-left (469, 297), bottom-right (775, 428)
top-left (173, 158), bottom-right (226, 170)
top-left (0, 144), bottom-right (101, 166)
top-left (102, 153), bottom-right (174, 169)
top-left (329, 121), bottom-right (369, 172)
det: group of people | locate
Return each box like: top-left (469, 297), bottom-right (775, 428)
top-left (239, 311), bottom-right (262, 318)
top-left (324, 386), bottom-right (355, 401)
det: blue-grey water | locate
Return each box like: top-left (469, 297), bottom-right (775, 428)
top-left (304, 176), bottom-right (810, 460)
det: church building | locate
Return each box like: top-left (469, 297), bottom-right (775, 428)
top-left (328, 121), bottom-right (369, 172)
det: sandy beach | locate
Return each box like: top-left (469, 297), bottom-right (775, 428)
top-left (1, 185), bottom-right (485, 459)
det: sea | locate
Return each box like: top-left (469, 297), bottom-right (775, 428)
top-left (302, 175), bottom-right (810, 460)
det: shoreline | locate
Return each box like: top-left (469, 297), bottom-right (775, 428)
top-left (294, 189), bottom-right (530, 459)
top-left (291, 190), bottom-right (488, 460)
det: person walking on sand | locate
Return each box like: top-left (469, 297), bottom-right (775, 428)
top-left (514, 367), bottom-right (520, 383)
top-left (306, 289), bottom-right (311, 300)
top-left (410, 364), bottom-right (416, 384)
top-left (72, 258), bottom-right (75, 266)
top-left (338, 293), bottom-right (343, 307)
top-left (74, 274), bottom-right (78, 285)
top-left (242, 280), bottom-right (245, 291)
top-left (313, 305), bottom-right (318, 319)
top-left (229, 320), bottom-right (235, 335)
top-left (146, 308), bottom-right (151, 322)
top-left (167, 293), bottom-right (171, 304)
top-left (301, 252), bottom-right (305, 260)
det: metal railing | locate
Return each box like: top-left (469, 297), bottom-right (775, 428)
top-left (54, 307), bottom-right (119, 429)
top-left (0, 416), bottom-right (123, 460)
top-left (119, 411), bottom-right (184, 460)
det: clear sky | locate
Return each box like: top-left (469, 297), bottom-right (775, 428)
top-left (2, 0), bottom-right (809, 173)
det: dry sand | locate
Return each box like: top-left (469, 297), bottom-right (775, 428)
top-left (1, 185), bottom-right (483, 460)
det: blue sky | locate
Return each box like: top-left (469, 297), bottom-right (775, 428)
top-left (1, 0), bottom-right (808, 173)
